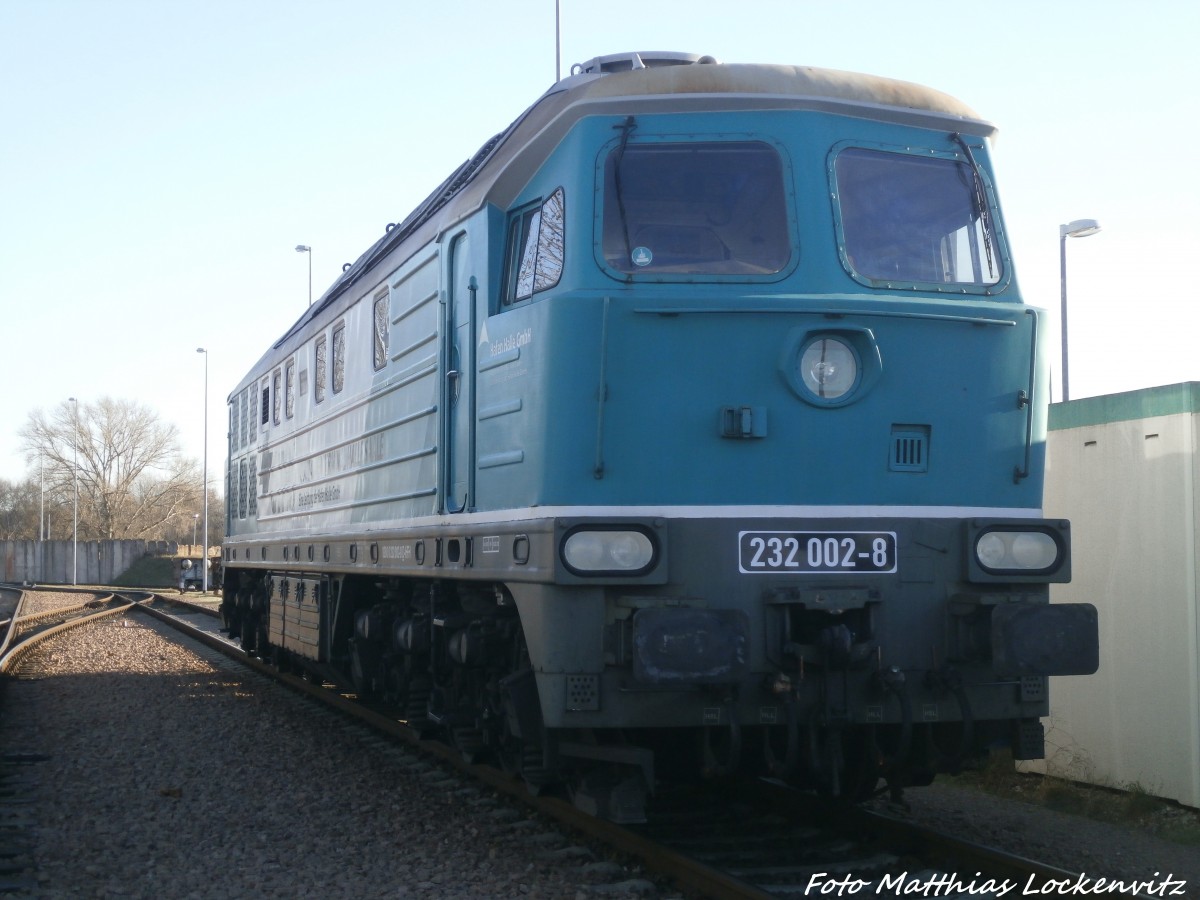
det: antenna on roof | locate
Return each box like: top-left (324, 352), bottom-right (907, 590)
top-left (555, 0), bottom-right (561, 82)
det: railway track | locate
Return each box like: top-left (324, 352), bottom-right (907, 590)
top-left (0, 588), bottom-right (1164, 898)
top-left (2, 586), bottom-right (136, 896)
top-left (0, 586), bottom-right (135, 675)
top-left (628, 778), bottom-right (1155, 898)
top-left (133, 594), bottom-right (1135, 899)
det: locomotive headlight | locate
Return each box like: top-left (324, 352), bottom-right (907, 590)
top-left (973, 529), bottom-right (1061, 572)
top-left (1011, 532), bottom-right (1057, 568)
top-left (975, 532), bottom-right (1008, 569)
top-left (562, 528), bottom-right (656, 575)
top-left (781, 328), bottom-right (880, 408)
top-left (799, 337), bottom-right (858, 400)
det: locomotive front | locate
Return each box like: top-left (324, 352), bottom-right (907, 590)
top-left (486, 58), bottom-right (1099, 802)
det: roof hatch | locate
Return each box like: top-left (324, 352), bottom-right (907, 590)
top-left (572, 51), bottom-right (718, 75)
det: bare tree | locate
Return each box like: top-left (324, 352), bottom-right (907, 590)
top-left (0, 468), bottom-right (74, 541)
top-left (0, 477), bottom-right (43, 540)
top-left (19, 398), bottom-right (202, 540)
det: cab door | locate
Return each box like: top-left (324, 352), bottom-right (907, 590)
top-left (445, 231), bottom-right (475, 512)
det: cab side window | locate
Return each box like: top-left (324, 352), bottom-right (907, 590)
top-left (314, 335), bottom-right (327, 403)
top-left (229, 403), bottom-right (238, 453)
top-left (285, 358), bottom-right (296, 419)
top-left (372, 289), bottom-right (389, 370)
top-left (503, 188), bottom-right (564, 306)
top-left (332, 323), bottom-right (346, 394)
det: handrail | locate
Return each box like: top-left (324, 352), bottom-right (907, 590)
top-left (1013, 308), bottom-right (1039, 483)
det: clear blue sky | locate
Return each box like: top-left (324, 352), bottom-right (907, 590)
top-left (2, 0), bottom-right (1196, 483)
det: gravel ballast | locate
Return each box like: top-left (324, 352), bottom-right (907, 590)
top-left (0, 609), bottom-right (656, 899)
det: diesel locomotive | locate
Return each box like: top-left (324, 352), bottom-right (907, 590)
top-left (220, 52), bottom-right (1098, 821)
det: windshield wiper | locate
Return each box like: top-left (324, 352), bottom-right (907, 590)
top-left (611, 116), bottom-right (637, 272)
top-left (951, 132), bottom-right (995, 280)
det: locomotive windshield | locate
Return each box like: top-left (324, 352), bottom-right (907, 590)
top-left (601, 140), bottom-right (790, 276)
top-left (835, 147), bottom-right (1002, 288)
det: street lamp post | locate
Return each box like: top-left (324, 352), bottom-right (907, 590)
top-left (68, 397), bottom-right (78, 585)
top-left (295, 245), bottom-right (312, 305)
top-left (197, 348), bottom-right (209, 593)
top-left (1059, 218), bottom-right (1102, 402)
top-left (39, 457), bottom-right (46, 582)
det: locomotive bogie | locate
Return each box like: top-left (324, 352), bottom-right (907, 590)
top-left (220, 54), bottom-right (1098, 813)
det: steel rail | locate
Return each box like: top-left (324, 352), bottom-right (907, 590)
top-left (0, 587), bottom-right (26, 663)
top-left (850, 805), bottom-right (1161, 900)
top-left (10, 593), bottom-right (118, 629)
top-left (0, 601), bottom-right (137, 675)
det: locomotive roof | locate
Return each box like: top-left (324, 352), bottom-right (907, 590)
top-left (244, 56), bottom-right (993, 394)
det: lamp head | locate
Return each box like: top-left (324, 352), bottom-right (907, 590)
top-left (1060, 219), bottom-right (1101, 238)
top-left (295, 244), bottom-right (310, 253)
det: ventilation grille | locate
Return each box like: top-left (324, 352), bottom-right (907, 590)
top-left (890, 426), bottom-right (930, 473)
top-left (1020, 676), bottom-right (1047, 703)
top-left (565, 675), bottom-right (600, 712)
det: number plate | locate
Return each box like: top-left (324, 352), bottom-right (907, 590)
top-left (738, 531), bottom-right (897, 574)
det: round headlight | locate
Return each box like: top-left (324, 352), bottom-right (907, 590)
top-left (799, 338), bottom-right (858, 400)
top-left (1011, 532), bottom-right (1058, 569)
top-left (563, 532), bottom-right (607, 570)
top-left (975, 532), bottom-right (1008, 569)
top-left (609, 532), bottom-right (650, 568)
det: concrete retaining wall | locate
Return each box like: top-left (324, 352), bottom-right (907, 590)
top-left (0, 539), bottom-right (160, 585)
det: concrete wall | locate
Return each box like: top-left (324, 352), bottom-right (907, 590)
top-left (1044, 382), bottom-right (1200, 808)
top-left (0, 539), bottom-right (157, 586)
